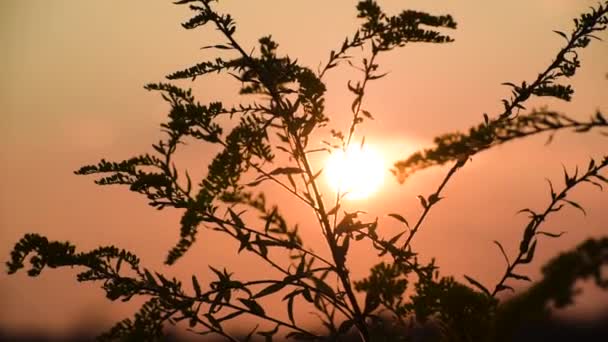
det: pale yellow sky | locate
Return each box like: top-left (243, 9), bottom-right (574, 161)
top-left (1, 0), bottom-right (607, 336)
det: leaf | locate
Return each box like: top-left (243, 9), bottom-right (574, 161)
top-left (563, 165), bottom-right (573, 187)
top-left (205, 313), bottom-right (222, 330)
top-left (115, 257), bottom-right (123, 274)
top-left (287, 173), bottom-right (297, 190)
top-left (264, 208), bottom-right (276, 233)
top-left (192, 275), bottom-right (202, 297)
top-left (520, 240), bottom-right (537, 264)
top-left (185, 170), bottom-right (192, 193)
top-left (257, 324), bottom-right (279, 341)
top-left (313, 278), bottom-right (336, 298)
top-left (209, 266), bottom-right (224, 281)
top-left (200, 44), bottom-right (232, 50)
top-left (239, 299), bottom-right (265, 316)
top-left (387, 231), bottom-right (405, 245)
top-left (369, 72), bottom-right (389, 80)
top-left (546, 178), bottom-right (556, 200)
top-left (254, 282), bottom-right (286, 299)
top-left (228, 208), bottom-right (245, 228)
top-left (595, 173), bottom-right (608, 183)
top-left (563, 199), bottom-right (587, 215)
top-left (553, 30), bottom-right (568, 40)
top-left (301, 288), bottom-right (313, 303)
top-left (536, 230), bottom-right (566, 238)
top-left (520, 222), bottom-right (535, 253)
top-left (387, 213), bottom-right (409, 228)
top-left (361, 110), bottom-right (374, 119)
top-left (493, 240), bottom-right (510, 266)
top-left (418, 195), bottom-right (428, 209)
top-left (588, 158), bottom-right (597, 172)
top-left (463, 274), bottom-right (491, 296)
top-left (255, 235), bottom-right (268, 258)
top-left (508, 273), bottom-right (531, 282)
top-left (246, 176), bottom-right (268, 187)
top-left (237, 233), bottom-right (251, 253)
top-left (144, 269), bottom-right (157, 287)
top-left (428, 193), bottom-right (443, 205)
top-left (287, 295), bottom-right (295, 324)
top-left (327, 204), bottom-right (340, 216)
top-left (244, 326), bottom-right (258, 342)
top-left (296, 257), bottom-right (305, 276)
top-left (517, 208), bottom-right (536, 217)
top-left (308, 169), bottom-right (323, 184)
top-left (270, 167), bottom-right (304, 176)
top-left (495, 284), bottom-right (515, 293)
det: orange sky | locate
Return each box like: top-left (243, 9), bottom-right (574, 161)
top-left (1, 0), bottom-right (607, 337)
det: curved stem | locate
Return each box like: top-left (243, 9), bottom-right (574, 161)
top-left (491, 158), bottom-right (608, 297)
top-left (402, 159), bottom-right (463, 250)
top-left (203, 4), bottom-right (369, 338)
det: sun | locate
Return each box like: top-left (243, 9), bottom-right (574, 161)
top-left (325, 144), bottom-right (385, 200)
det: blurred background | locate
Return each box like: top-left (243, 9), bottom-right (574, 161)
top-left (1, 0), bottom-right (607, 340)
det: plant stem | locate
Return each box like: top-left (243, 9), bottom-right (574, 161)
top-left (402, 158), bottom-right (464, 250)
top-left (492, 157), bottom-right (608, 297)
top-left (204, 6), bottom-right (370, 338)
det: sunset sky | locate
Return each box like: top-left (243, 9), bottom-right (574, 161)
top-left (1, 0), bottom-right (607, 337)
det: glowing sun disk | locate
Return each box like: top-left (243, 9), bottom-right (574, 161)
top-left (325, 145), bottom-right (385, 200)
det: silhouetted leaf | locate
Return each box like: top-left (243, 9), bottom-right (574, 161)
top-left (463, 275), bottom-right (491, 296)
top-left (520, 240), bottom-right (538, 264)
top-left (269, 167), bottom-right (304, 176)
top-left (239, 299), bottom-right (265, 316)
top-left (493, 240), bottom-right (510, 266)
top-left (387, 213), bottom-right (410, 228)
top-left (254, 282), bottom-right (286, 299)
top-left (536, 230), bottom-right (566, 238)
top-left (192, 275), bottom-right (202, 297)
top-left (563, 199), bottom-right (586, 215)
top-left (508, 273), bottom-right (531, 282)
top-left (495, 284), bottom-right (514, 293)
top-left (418, 195), bottom-right (428, 209)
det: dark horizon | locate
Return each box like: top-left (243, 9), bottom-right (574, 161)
top-left (2, 309), bottom-right (608, 341)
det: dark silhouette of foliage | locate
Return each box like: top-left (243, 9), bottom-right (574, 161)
top-left (393, 110), bottom-right (608, 182)
top-left (6, 0), bottom-right (608, 341)
top-left (492, 237), bottom-right (608, 342)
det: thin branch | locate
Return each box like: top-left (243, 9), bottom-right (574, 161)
top-left (491, 157), bottom-right (608, 297)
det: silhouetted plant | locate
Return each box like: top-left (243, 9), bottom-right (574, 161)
top-left (7, 1), bottom-right (608, 341)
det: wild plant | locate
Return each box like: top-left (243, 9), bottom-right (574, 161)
top-left (7, 1), bottom-right (608, 341)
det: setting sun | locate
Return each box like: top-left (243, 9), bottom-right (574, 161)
top-left (325, 144), bottom-right (385, 200)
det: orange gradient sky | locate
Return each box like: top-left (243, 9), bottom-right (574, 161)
top-left (1, 0), bottom-right (607, 337)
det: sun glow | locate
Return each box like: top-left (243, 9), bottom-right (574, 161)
top-left (325, 144), bottom-right (385, 200)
